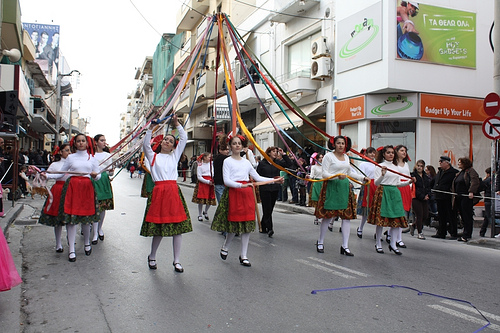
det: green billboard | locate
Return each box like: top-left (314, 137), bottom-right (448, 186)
top-left (396, 1), bottom-right (476, 68)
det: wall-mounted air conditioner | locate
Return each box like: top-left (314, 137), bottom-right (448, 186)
top-left (311, 57), bottom-right (331, 80)
top-left (311, 36), bottom-right (329, 59)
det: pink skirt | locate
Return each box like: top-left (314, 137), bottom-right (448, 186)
top-left (0, 231), bottom-right (22, 291)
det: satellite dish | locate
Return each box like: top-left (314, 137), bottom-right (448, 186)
top-left (2, 49), bottom-right (21, 63)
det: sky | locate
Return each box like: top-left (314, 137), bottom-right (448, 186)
top-left (20, 0), bottom-right (184, 145)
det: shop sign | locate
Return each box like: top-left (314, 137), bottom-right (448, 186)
top-left (420, 93), bottom-right (487, 122)
top-left (366, 93), bottom-right (418, 119)
top-left (335, 95), bottom-right (365, 123)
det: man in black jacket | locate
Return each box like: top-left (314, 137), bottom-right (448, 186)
top-left (432, 156), bottom-right (459, 239)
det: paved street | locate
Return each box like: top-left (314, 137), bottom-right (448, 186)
top-left (1, 172), bottom-right (499, 332)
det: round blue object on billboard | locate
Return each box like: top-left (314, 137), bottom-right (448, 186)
top-left (397, 32), bottom-right (424, 60)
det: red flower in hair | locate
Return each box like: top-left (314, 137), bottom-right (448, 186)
top-left (329, 136), bottom-right (335, 145)
top-left (53, 146), bottom-right (61, 157)
top-left (151, 135), bottom-right (164, 152)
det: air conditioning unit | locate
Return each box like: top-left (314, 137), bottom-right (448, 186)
top-left (311, 36), bottom-right (329, 59)
top-left (311, 57), bottom-right (331, 80)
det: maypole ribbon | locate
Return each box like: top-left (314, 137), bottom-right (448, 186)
top-left (349, 148), bottom-right (412, 179)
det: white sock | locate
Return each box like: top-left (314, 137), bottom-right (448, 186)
top-left (223, 233), bottom-right (235, 250)
top-left (92, 222), bottom-right (99, 241)
top-left (341, 219), bottom-right (350, 249)
top-left (240, 233), bottom-right (250, 259)
top-left (98, 211), bottom-right (105, 236)
top-left (149, 236), bottom-right (163, 260)
top-left (198, 204), bottom-right (203, 217)
top-left (66, 224), bottom-right (76, 256)
top-left (390, 227), bottom-right (399, 249)
top-left (359, 215), bottom-right (367, 232)
top-left (375, 226), bottom-right (383, 248)
top-left (54, 226), bottom-right (63, 249)
top-left (82, 224), bottom-right (91, 246)
top-left (397, 226), bottom-right (403, 243)
top-left (318, 218), bottom-right (332, 245)
top-left (204, 205), bottom-right (211, 214)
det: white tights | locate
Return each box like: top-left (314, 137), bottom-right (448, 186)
top-left (198, 204), bottom-right (211, 217)
top-left (222, 232), bottom-right (251, 259)
top-left (318, 218), bottom-right (351, 249)
top-left (148, 235), bottom-right (183, 263)
top-left (92, 211), bottom-right (106, 241)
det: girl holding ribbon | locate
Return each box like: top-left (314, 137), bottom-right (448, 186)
top-left (314, 136), bottom-right (368, 256)
top-left (46, 134), bottom-right (101, 262)
top-left (368, 145), bottom-right (414, 255)
top-left (211, 134), bottom-right (283, 267)
top-left (91, 134), bottom-right (114, 245)
top-left (355, 147), bottom-right (377, 238)
top-left (38, 143), bottom-right (71, 253)
top-left (140, 114), bottom-right (192, 273)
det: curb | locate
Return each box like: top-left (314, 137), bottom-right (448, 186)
top-left (1, 203), bottom-right (24, 235)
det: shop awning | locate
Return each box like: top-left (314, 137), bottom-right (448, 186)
top-left (29, 115), bottom-right (57, 134)
top-left (252, 100), bottom-right (326, 135)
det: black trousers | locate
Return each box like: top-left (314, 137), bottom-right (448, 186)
top-left (436, 198), bottom-right (457, 237)
top-left (259, 190), bottom-right (279, 232)
top-left (455, 196), bottom-right (474, 239)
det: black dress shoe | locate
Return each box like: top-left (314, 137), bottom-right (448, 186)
top-left (356, 228), bottom-right (362, 239)
top-left (375, 245), bottom-right (384, 254)
top-left (98, 234), bottom-right (105, 241)
top-left (220, 249), bottom-right (228, 260)
top-left (431, 234), bottom-right (446, 239)
top-left (148, 256), bottom-right (157, 269)
top-left (91, 239), bottom-right (98, 245)
top-left (239, 256), bottom-right (251, 267)
top-left (384, 230), bottom-right (391, 243)
top-left (396, 241), bottom-right (407, 248)
top-left (68, 252), bottom-right (76, 262)
top-left (340, 246), bottom-right (354, 256)
top-left (56, 247), bottom-right (64, 253)
top-left (173, 262), bottom-right (184, 273)
top-left (84, 244), bottom-right (92, 256)
top-left (388, 245), bottom-right (402, 255)
top-left (268, 230), bottom-right (274, 238)
top-left (457, 237), bottom-right (468, 242)
top-left (316, 241), bottom-right (324, 253)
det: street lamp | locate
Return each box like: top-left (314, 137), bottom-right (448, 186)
top-left (55, 69), bottom-right (80, 147)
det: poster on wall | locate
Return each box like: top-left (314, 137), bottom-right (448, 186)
top-left (366, 93), bottom-right (418, 119)
top-left (337, 1), bottom-right (382, 73)
top-left (396, 1), bottom-right (476, 68)
top-left (22, 22), bottom-right (60, 70)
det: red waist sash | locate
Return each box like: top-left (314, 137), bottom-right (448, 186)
top-left (146, 180), bottom-right (187, 223)
top-left (228, 181), bottom-right (255, 222)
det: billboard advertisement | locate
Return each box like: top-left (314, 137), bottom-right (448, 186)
top-left (22, 22), bottom-right (60, 69)
top-left (366, 93), bottom-right (418, 119)
top-left (420, 93), bottom-right (487, 123)
top-left (396, 1), bottom-right (476, 68)
top-left (337, 1), bottom-right (383, 73)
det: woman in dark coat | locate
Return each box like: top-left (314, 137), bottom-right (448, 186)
top-left (410, 159), bottom-right (431, 239)
top-left (452, 157), bottom-right (480, 242)
top-left (256, 147), bottom-right (291, 237)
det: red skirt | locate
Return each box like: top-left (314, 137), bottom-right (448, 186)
top-left (362, 179), bottom-right (377, 207)
top-left (228, 182), bottom-right (255, 222)
top-left (43, 181), bottom-right (65, 216)
top-left (399, 185), bottom-right (412, 212)
top-left (197, 176), bottom-right (215, 200)
top-left (146, 180), bottom-right (187, 223)
top-left (64, 177), bottom-right (97, 216)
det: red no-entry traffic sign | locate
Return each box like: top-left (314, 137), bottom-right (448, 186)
top-left (483, 92), bottom-right (500, 116)
top-left (482, 116), bottom-right (500, 140)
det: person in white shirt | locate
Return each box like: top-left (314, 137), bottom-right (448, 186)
top-left (368, 145), bottom-right (414, 255)
top-left (140, 115), bottom-right (192, 273)
top-left (307, 153), bottom-right (324, 225)
top-left (39, 144), bottom-right (71, 253)
top-left (192, 152), bottom-right (216, 221)
top-left (356, 147), bottom-right (377, 238)
top-left (47, 134), bottom-right (101, 262)
top-left (315, 136), bottom-right (368, 257)
top-left (211, 134), bottom-right (283, 267)
top-left (91, 134), bottom-right (114, 245)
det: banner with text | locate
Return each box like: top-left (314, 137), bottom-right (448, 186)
top-left (396, 1), bottom-right (476, 68)
top-left (335, 96), bottom-right (365, 123)
top-left (420, 93), bottom-right (487, 123)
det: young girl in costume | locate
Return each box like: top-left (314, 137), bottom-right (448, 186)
top-left (91, 134), bottom-right (114, 245)
top-left (368, 145), bottom-right (414, 255)
top-left (39, 144), bottom-right (71, 253)
top-left (314, 136), bottom-right (368, 257)
top-left (308, 153), bottom-right (324, 224)
top-left (192, 152), bottom-right (216, 221)
top-left (0, 231), bottom-right (22, 291)
top-left (49, 134), bottom-right (101, 262)
top-left (211, 134), bottom-right (283, 267)
top-left (355, 147), bottom-right (377, 238)
top-left (140, 115), bottom-right (191, 273)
